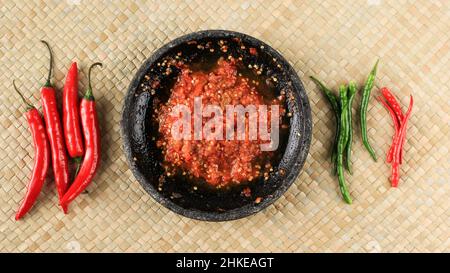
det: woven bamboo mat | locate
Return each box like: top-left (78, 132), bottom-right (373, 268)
top-left (0, 0), bottom-right (448, 253)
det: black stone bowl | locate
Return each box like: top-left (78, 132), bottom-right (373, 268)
top-left (121, 30), bottom-right (312, 221)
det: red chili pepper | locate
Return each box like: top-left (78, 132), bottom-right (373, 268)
top-left (63, 62), bottom-right (84, 165)
top-left (61, 63), bottom-right (102, 210)
top-left (391, 95), bottom-right (413, 187)
top-left (398, 128), bottom-right (407, 165)
top-left (40, 41), bottom-right (70, 212)
top-left (381, 87), bottom-right (410, 164)
top-left (380, 87), bottom-right (406, 163)
top-left (381, 87), bottom-right (404, 124)
top-left (13, 81), bottom-right (50, 220)
top-left (377, 96), bottom-right (399, 163)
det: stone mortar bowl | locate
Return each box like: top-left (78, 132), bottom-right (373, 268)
top-left (121, 30), bottom-right (312, 221)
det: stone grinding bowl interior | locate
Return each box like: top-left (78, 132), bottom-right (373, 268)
top-left (121, 30), bottom-right (312, 221)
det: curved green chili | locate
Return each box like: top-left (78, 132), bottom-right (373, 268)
top-left (310, 76), bottom-right (340, 169)
top-left (345, 81), bottom-right (357, 174)
top-left (360, 60), bottom-right (379, 161)
top-left (337, 84), bottom-right (352, 204)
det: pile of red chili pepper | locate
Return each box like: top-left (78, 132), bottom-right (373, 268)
top-left (377, 88), bottom-right (413, 187)
top-left (14, 40), bottom-right (102, 220)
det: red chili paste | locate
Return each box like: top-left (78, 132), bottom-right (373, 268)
top-left (157, 58), bottom-right (283, 187)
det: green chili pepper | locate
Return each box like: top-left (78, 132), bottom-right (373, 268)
top-left (360, 60), bottom-right (379, 161)
top-left (337, 84), bottom-right (352, 204)
top-left (310, 76), bottom-right (340, 170)
top-left (333, 101), bottom-right (341, 176)
top-left (345, 81), bottom-right (357, 174)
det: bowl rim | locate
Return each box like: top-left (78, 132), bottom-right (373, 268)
top-left (121, 29), bottom-right (312, 221)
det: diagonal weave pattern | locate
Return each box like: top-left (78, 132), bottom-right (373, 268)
top-left (0, 0), bottom-right (449, 252)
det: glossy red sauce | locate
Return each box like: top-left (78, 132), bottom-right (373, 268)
top-left (157, 58), bottom-right (283, 188)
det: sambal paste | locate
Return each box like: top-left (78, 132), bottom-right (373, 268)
top-left (156, 58), bottom-right (285, 188)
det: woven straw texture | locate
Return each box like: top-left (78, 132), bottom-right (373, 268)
top-left (0, 0), bottom-right (449, 253)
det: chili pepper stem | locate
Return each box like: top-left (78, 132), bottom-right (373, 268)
top-left (85, 62), bottom-right (103, 100)
top-left (73, 157), bottom-right (82, 177)
top-left (40, 40), bottom-right (53, 87)
top-left (13, 80), bottom-right (34, 110)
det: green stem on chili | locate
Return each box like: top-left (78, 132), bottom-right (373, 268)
top-left (13, 80), bottom-right (34, 111)
top-left (40, 40), bottom-right (53, 88)
top-left (85, 62), bottom-right (103, 100)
